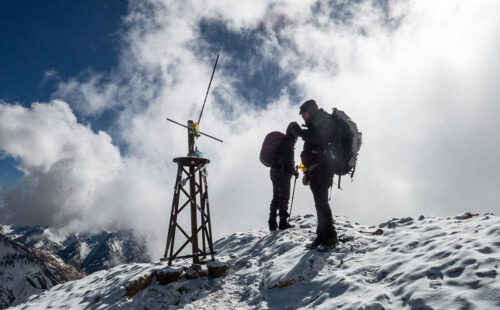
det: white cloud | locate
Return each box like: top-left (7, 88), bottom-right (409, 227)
top-left (2, 0), bottom-right (500, 259)
top-left (54, 73), bottom-right (121, 115)
top-left (0, 100), bottom-right (122, 226)
top-left (277, 0), bottom-right (500, 221)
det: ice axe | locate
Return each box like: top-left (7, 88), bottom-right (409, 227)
top-left (288, 165), bottom-right (299, 224)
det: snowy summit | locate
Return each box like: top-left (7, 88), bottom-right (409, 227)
top-left (10, 213), bottom-right (500, 309)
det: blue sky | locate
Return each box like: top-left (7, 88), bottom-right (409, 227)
top-left (197, 18), bottom-right (298, 104)
top-left (0, 1), bottom-right (126, 188)
top-left (0, 1), bottom-right (127, 104)
top-left (0, 1), bottom-right (301, 190)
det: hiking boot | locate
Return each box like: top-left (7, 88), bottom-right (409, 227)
top-left (305, 237), bottom-right (322, 249)
top-left (268, 218), bottom-right (278, 232)
top-left (316, 237), bottom-right (338, 252)
top-left (278, 221), bottom-right (294, 230)
top-left (317, 243), bottom-right (336, 252)
top-left (279, 218), bottom-right (294, 230)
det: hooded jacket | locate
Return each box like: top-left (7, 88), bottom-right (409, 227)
top-left (271, 134), bottom-right (296, 175)
top-left (300, 109), bottom-right (335, 168)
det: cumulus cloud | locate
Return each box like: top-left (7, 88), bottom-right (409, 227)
top-left (0, 100), bottom-right (122, 226)
top-left (276, 0), bottom-right (500, 221)
top-left (1, 0), bottom-right (500, 259)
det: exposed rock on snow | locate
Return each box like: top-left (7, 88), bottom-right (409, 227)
top-left (156, 266), bottom-right (184, 284)
top-left (125, 273), bottom-right (155, 298)
top-left (207, 260), bottom-right (230, 278)
top-left (10, 213), bottom-right (500, 309)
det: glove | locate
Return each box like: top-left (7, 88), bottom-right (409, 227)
top-left (302, 174), bottom-right (310, 186)
top-left (293, 170), bottom-right (299, 178)
top-left (288, 121), bottom-right (302, 138)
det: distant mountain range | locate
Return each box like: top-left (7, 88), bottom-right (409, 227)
top-left (0, 225), bottom-right (151, 273)
top-left (0, 224), bottom-right (151, 309)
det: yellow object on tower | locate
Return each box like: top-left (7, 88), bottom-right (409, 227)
top-left (193, 122), bottom-right (200, 136)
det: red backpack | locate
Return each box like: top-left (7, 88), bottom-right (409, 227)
top-left (259, 131), bottom-right (286, 167)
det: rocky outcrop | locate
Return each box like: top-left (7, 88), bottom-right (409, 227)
top-left (0, 233), bottom-right (85, 309)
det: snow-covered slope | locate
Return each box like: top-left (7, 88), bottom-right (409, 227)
top-left (0, 233), bottom-right (84, 309)
top-left (11, 213), bottom-right (500, 309)
top-left (0, 225), bottom-right (150, 273)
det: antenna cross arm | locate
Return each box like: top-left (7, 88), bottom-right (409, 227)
top-left (166, 118), bottom-right (223, 143)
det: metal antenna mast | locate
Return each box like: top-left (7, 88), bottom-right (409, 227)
top-left (198, 54), bottom-right (219, 125)
top-left (163, 55), bottom-right (222, 266)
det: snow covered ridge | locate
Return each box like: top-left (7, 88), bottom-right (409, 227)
top-left (0, 225), bottom-right (150, 273)
top-left (11, 213), bottom-right (500, 309)
top-left (0, 233), bottom-right (84, 309)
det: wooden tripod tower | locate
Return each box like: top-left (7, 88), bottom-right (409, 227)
top-left (163, 55), bottom-right (222, 266)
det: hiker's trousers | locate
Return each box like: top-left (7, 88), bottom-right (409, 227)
top-left (269, 168), bottom-right (292, 219)
top-left (309, 164), bottom-right (337, 242)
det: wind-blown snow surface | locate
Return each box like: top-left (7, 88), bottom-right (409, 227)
top-left (12, 213), bottom-right (500, 309)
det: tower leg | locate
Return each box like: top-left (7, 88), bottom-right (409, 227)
top-left (189, 164), bottom-right (200, 264)
top-left (203, 174), bottom-right (216, 261)
top-left (164, 164), bottom-right (183, 265)
top-left (199, 169), bottom-right (207, 259)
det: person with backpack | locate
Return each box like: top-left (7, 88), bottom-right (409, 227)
top-left (260, 123), bottom-right (300, 232)
top-left (288, 99), bottom-right (339, 252)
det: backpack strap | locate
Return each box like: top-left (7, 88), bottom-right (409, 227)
top-left (332, 174), bottom-right (343, 191)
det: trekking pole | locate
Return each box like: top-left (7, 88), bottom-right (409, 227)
top-left (288, 166), bottom-right (299, 224)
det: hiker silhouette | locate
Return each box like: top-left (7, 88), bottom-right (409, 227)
top-left (297, 99), bottom-right (338, 252)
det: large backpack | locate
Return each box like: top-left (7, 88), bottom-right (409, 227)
top-left (259, 131), bottom-right (286, 167)
top-left (325, 108), bottom-right (362, 188)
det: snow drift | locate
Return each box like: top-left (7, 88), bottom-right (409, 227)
top-left (11, 213), bottom-right (500, 309)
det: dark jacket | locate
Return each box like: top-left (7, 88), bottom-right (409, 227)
top-left (271, 135), bottom-right (296, 175)
top-left (300, 109), bottom-right (335, 168)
